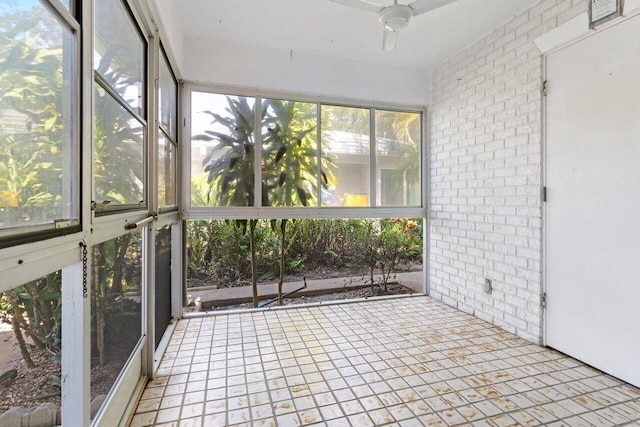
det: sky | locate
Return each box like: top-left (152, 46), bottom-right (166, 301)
top-left (0, 0), bottom-right (41, 12)
top-left (0, 0), bottom-right (72, 14)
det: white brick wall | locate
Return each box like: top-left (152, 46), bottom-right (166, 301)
top-left (429, 0), bottom-right (585, 343)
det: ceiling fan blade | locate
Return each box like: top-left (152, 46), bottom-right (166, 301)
top-left (408, 0), bottom-right (458, 16)
top-left (382, 28), bottom-right (400, 51)
top-left (329, 0), bottom-right (384, 13)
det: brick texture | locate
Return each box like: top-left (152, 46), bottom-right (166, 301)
top-left (429, 0), bottom-right (585, 343)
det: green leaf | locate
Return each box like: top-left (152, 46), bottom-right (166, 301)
top-left (278, 172), bottom-right (287, 187)
top-left (275, 146), bottom-right (286, 163)
top-left (321, 170), bottom-right (328, 185)
top-left (296, 186), bottom-right (307, 206)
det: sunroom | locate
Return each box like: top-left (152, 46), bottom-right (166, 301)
top-left (0, 0), bottom-right (639, 426)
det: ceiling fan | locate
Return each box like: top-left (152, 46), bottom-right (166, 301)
top-left (330, 0), bottom-right (458, 50)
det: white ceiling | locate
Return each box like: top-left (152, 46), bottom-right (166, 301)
top-left (169, 0), bottom-right (539, 72)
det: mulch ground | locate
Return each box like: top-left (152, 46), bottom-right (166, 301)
top-left (0, 345), bottom-right (126, 412)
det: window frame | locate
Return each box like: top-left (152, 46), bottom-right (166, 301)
top-left (0, 0), bottom-right (82, 248)
top-left (157, 46), bottom-right (179, 212)
top-left (92, 0), bottom-right (149, 215)
top-left (184, 83), bottom-right (426, 220)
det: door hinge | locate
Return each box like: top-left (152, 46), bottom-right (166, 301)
top-left (541, 292), bottom-right (547, 309)
top-left (542, 186), bottom-right (547, 202)
top-left (542, 80), bottom-right (548, 96)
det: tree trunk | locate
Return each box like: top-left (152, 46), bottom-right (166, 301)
top-left (383, 267), bottom-right (388, 293)
top-left (92, 251), bottom-right (106, 366)
top-left (112, 234), bottom-right (131, 294)
top-left (370, 265), bottom-right (375, 293)
top-left (8, 294), bottom-right (34, 368)
top-left (24, 281), bottom-right (54, 342)
top-left (249, 219), bottom-right (259, 308)
top-left (97, 310), bottom-right (106, 366)
top-left (278, 219), bottom-right (287, 305)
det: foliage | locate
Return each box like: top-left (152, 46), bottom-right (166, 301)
top-left (93, 87), bottom-right (144, 205)
top-left (91, 235), bottom-right (142, 367)
top-left (378, 218), bottom-right (421, 291)
top-left (0, 5), bottom-right (67, 227)
top-left (321, 105), bottom-right (370, 140)
top-left (187, 220), bottom-right (252, 285)
top-left (192, 97), bottom-right (335, 206)
top-left (346, 219), bottom-right (379, 291)
top-left (187, 219), bottom-right (285, 286)
top-left (287, 219), bottom-right (359, 267)
top-left (193, 97), bottom-right (337, 305)
top-left (385, 111), bottom-right (421, 189)
top-left (194, 96), bottom-right (263, 207)
top-left (262, 100), bottom-right (334, 207)
top-left (187, 218), bottom-right (423, 292)
top-left (0, 272), bottom-right (62, 368)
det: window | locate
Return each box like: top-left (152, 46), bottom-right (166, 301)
top-left (93, 0), bottom-right (144, 115)
top-left (91, 232), bottom-right (143, 416)
top-left (262, 99), bottom-right (320, 207)
top-left (154, 225), bottom-right (172, 348)
top-left (94, 85), bottom-right (144, 205)
top-left (188, 88), bottom-right (423, 210)
top-left (321, 105), bottom-right (371, 207)
top-left (191, 92), bottom-right (257, 207)
top-left (375, 110), bottom-right (421, 206)
top-left (158, 50), bottom-right (177, 209)
top-left (93, 0), bottom-right (146, 212)
top-left (0, 271), bottom-right (63, 417)
top-left (0, 1), bottom-right (79, 243)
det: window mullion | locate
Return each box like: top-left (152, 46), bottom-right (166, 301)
top-left (148, 34), bottom-right (159, 215)
top-left (370, 107), bottom-right (376, 207)
top-left (255, 97), bottom-right (263, 208)
top-left (94, 73), bottom-right (147, 127)
top-left (316, 103), bottom-right (322, 207)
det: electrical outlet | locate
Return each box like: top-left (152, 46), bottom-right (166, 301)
top-left (484, 278), bottom-right (492, 294)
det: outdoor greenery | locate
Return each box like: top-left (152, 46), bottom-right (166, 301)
top-left (193, 96), bottom-right (336, 306)
top-left (0, 8), bottom-right (424, 413)
top-left (91, 235), bottom-right (142, 369)
top-left (0, 272), bottom-right (62, 370)
top-left (0, 5), bottom-right (71, 229)
top-left (190, 96), bottom-right (424, 305)
top-left (187, 218), bottom-right (422, 291)
top-left (0, 4), bottom-right (143, 407)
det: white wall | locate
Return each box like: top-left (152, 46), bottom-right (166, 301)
top-left (429, 0), bottom-right (585, 343)
top-left (182, 37), bottom-right (430, 106)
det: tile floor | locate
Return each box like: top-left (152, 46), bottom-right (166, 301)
top-left (131, 297), bottom-right (640, 426)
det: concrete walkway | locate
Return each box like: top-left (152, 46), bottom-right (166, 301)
top-left (186, 270), bottom-right (424, 308)
top-left (0, 327), bottom-right (23, 374)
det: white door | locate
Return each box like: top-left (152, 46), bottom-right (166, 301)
top-left (546, 15), bottom-right (640, 387)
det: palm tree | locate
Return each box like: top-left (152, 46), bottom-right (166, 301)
top-left (262, 99), bottom-right (335, 303)
top-left (193, 96), bottom-right (267, 307)
top-left (194, 97), bottom-right (335, 305)
top-left (196, 96), bottom-right (262, 206)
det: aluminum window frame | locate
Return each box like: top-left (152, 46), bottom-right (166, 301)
top-left (0, 0), bottom-right (82, 247)
top-left (92, 0), bottom-right (149, 215)
top-left (157, 46), bottom-right (179, 212)
top-left (183, 82), bottom-right (426, 220)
